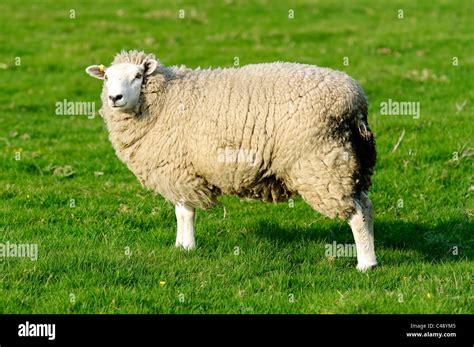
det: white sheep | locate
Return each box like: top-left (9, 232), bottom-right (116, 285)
top-left (86, 50), bottom-right (377, 271)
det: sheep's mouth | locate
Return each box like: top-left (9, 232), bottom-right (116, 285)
top-left (110, 102), bottom-right (127, 109)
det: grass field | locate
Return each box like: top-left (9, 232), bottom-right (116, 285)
top-left (0, 0), bottom-right (472, 313)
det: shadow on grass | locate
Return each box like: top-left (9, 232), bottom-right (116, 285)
top-left (253, 218), bottom-right (473, 263)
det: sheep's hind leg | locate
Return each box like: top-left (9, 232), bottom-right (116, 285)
top-left (175, 203), bottom-right (196, 250)
top-left (289, 152), bottom-right (376, 270)
top-left (348, 192), bottom-right (377, 271)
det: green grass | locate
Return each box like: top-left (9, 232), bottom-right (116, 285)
top-left (0, 0), bottom-right (473, 313)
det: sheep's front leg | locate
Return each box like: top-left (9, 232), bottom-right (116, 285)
top-left (175, 203), bottom-right (196, 250)
top-left (348, 193), bottom-right (377, 271)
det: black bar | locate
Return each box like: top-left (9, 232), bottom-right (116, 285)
top-left (0, 314), bottom-right (472, 346)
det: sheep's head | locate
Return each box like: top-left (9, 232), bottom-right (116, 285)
top-left (86, 58), bottom-right (159, 112)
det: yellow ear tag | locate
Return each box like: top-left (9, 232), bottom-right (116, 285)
top-left (99, 64), bottom-right (105, 72)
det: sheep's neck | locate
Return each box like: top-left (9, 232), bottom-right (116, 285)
top-left (104, 111), bottom-right (155, 164)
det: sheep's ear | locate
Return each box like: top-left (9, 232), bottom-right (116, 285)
top-left (143, 59), bottom-right (159, 76)
top-left (85, 65), bottom-right (107, 80)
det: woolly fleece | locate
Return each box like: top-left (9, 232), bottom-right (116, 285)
top-left (99, 51), bottom-right (376, 219)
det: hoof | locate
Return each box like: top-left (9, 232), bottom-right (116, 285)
top-left (356, 262), bottom-right (377, 272)
top-left (175, 242), bottom-right (195, 251)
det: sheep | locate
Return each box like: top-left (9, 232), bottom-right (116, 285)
top-left (85, 50), bottom-right (377, 271)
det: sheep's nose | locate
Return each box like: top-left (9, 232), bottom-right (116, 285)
top-left (109, 94), bottom-right (123, 102)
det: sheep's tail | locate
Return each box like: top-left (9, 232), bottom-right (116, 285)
top-left (351, 110), bottom-right (377, 194)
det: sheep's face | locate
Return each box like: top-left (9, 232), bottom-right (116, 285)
top-left (86, 59), bottom-right (158, 112)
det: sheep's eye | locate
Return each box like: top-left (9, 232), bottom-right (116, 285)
top-left (135, 73), bottom-right (142, 79)
top-left (104, 75), bottom-right (108, 81)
